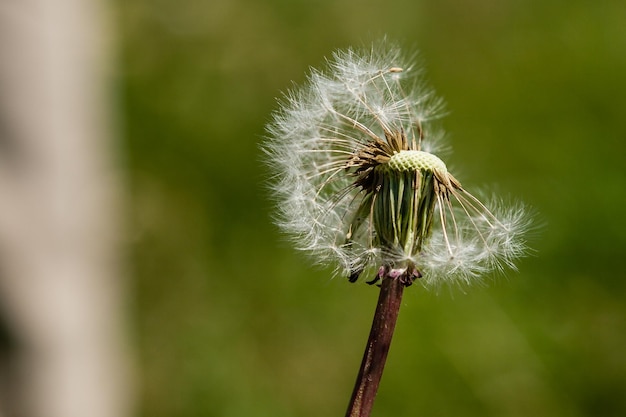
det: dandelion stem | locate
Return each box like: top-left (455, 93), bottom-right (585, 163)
top-left (345, 274), bottom-right (407, 417)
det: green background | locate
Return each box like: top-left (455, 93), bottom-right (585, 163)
top-left (118, 0), bottom-right (626, 415)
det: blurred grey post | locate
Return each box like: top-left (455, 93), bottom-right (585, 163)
top-left (0, 1), bottom-right (132, 417)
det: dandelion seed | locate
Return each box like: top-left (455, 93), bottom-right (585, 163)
top-left (264, 41), bottom-right (531, 288)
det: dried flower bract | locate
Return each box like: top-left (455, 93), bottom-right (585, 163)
top-left (265, 41), bottom-right (531, 287)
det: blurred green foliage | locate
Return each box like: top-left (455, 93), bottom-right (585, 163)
top-left (117, 0), bottom-right (626, 416)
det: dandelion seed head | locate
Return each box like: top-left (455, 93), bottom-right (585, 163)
top-left (264, 41), bottom-right (532, 288)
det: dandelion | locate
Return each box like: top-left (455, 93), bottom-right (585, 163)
top-left (264, 41), bottom-right (532, 417)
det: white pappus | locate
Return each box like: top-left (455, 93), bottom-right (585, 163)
top-left (264, 41), bottom-right (532, 288)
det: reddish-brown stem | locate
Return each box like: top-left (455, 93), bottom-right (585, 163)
top-left (345, 275), bottom-right (406, 417)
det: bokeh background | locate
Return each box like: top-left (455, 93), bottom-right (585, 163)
top-left (120, 0), bottom-right (626, 416)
